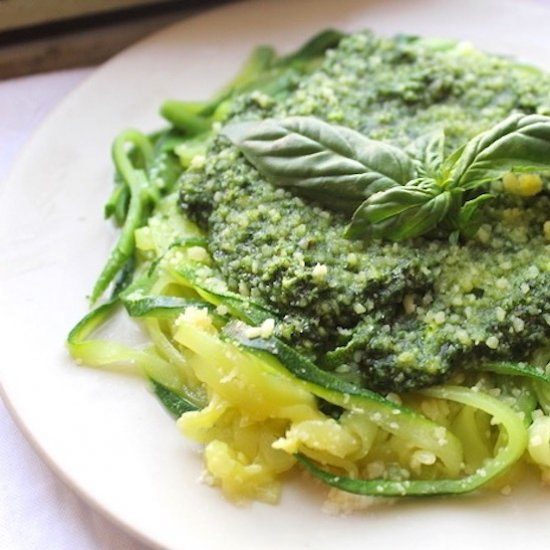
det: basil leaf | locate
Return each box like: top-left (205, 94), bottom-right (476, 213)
top-left (223, 116), bottom-right (414, 212)
top-left (346, 183), bottom-right (455, 241)
top-left (447, 113), bottom-right (550, 189)
top-left (406, 129), bottom-right (445, 178)
top-left (457, 193), bottom-right (495, 238)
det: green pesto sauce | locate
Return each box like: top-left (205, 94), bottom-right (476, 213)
top-left (179, 31), bottom-right (550, 392)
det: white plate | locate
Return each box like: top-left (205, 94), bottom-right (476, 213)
top-left (2, 0), bottom-right (550, 548)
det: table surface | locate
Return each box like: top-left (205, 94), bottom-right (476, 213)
top-left (2, 1), bottom-right (550, 548)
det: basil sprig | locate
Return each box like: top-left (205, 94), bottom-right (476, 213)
top-left (223, 114), bottom-right (550, 241)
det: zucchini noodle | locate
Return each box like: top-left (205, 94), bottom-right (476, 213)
top-left (68, 223), bottom-right (550, 502)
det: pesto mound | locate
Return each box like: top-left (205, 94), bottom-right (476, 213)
top-left (179, 31), bottom-right (550, 392)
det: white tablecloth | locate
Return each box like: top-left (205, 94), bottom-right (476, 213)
top-left (0, 68), bottom-right (152, 550)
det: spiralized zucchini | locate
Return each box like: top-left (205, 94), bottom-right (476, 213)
top-left (68, 189), bottom-right (550, 503)
top-left (68, 30), bottom-right (550, 506)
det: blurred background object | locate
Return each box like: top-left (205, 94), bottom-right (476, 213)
top-left (0, 0), bottom-right (231, 78)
